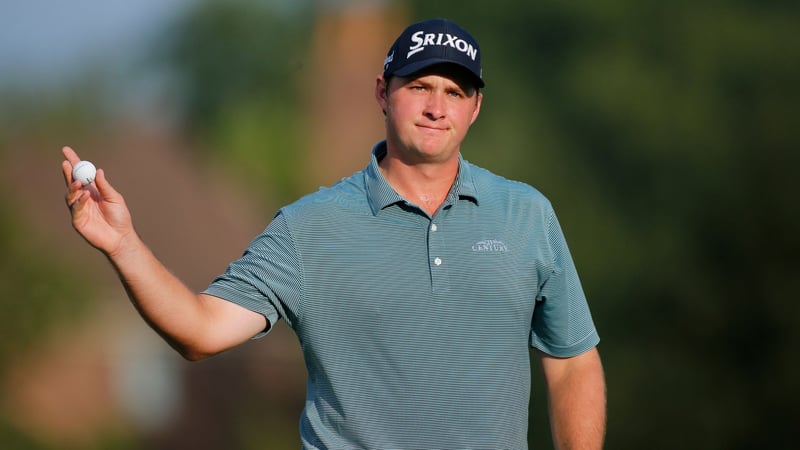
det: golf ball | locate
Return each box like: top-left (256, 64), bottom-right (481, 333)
top-left (72, 160), bottom-right (97, 186)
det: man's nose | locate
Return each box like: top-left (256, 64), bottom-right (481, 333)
top-left (423, 92), bottom-right (446, 120)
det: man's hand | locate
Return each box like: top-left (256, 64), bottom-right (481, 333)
top-left (62, 146), bottom-right (134, 256)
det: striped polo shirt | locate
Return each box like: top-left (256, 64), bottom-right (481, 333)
top-left (204, 141), bottom-right (599, 449)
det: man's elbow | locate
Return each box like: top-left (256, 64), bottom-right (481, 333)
top-left (168, 340), bottom-right (222, 362)
top-left (179, 349), bottom-right (214, 362)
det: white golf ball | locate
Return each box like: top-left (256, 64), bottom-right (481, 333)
top-left (72, 160), bottom-right (97, 186)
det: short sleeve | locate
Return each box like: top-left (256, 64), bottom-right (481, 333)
top-left (530, 207), bottom-right (599, 357)
top-left (203, 212), bottom-right (303, 338)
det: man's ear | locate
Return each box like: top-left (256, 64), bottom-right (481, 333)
top-left (470, 91), bottom-right (483, 125)
top-left (375, 76), bottom-right (390, 114)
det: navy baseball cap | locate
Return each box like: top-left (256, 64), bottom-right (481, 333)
top-left (383, 18), bottom-right (484, 88)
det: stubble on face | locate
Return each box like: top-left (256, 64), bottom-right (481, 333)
top-left (379, 65), bottom-right (482, 167)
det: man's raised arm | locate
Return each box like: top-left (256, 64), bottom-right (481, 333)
top-left (61, 146), bottom-right (266, 360)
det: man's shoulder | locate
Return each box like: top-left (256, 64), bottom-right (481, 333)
top-left (465, 160), bottom-right (551, 207)
top-left (280, 169), bottom-right (370, 219)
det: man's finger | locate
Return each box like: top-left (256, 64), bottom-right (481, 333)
top-left (62, 146), bottom-right (81, 165)
top-left (93, 169), bottom-right (118, 199)
top-left (61, 160), bottom-right (76, 186)
top-left (65, 186), bottom-right (85, 211)
top-left (61, 146), bottom-right (82, 187)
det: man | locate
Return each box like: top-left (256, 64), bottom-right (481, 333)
top-left (63, 18), bottom-right (605, 449)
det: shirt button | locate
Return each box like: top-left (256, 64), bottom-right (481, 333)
top-left (431, 224), bottom-right (438, 232)
top-left (434, 257), bottom-right (442, 266)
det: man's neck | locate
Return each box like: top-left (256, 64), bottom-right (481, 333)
top-left (378, 151), bottom-right (459, 216)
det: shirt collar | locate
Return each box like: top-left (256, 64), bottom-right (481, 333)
top-left (365, 141), bottom-right (480, 216)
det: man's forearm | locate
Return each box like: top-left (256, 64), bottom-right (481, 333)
top-left (541, 348), bottom-right (607, 449)
top-left (107, 232), bottom-right (216, 359)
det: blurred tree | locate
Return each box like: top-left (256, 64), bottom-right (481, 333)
top-left (0, 200), bottom-right (128, 449)
top-left (0, 34), bottom-right (149, 450)
top-left (408, 1), bottom-right (800, 448)
top-left (0, 205), bottom-right (88, 376)
top-left (154, 0), bottom-right (315, 203)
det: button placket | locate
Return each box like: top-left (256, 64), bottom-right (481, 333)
top-left (431, 223), bottom-right (442, 266)
top-left (428, 220), bottom-right (449, 292)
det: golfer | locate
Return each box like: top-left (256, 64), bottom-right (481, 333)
top-left (63, 18), bottom-right (606, 450)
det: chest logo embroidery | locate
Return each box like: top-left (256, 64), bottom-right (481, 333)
top-left (471, 239), bottom-right (508, 252)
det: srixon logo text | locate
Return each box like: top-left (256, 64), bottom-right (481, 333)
top-left (407, 31), bottom-right (478, 60)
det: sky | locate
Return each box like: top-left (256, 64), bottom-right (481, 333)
top-left (0, 0), bottom-right (371, 91)
top-left (0, 0), bottom-right (193, 87)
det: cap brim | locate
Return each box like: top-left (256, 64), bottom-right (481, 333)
top-left (391, 58), bottom-right (485, 88)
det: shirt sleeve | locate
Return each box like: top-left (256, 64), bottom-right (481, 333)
top-left (530, 207), bottom-right (600, 357)
top-left (202, 211), bottom-right (303, 338)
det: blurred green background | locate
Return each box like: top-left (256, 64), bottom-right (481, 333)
top-left (1, 0), bottom-right (798, 448)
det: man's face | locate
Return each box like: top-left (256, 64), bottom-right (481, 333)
top-left (376, 64), bottom-right (482, 165)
